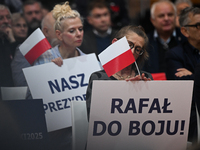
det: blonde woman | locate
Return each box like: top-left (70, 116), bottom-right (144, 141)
top-left (32, 2), bottom-right (85, 150)
top-left (34, 1), bottom-right (85, 65)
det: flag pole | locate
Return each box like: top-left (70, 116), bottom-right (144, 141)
top-left (134, 61), bottom-right (141, 78)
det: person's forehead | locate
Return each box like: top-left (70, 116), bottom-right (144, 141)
top-left (62, 17), bottom-right (83, 29)
top-left (24, 3), bottom-right (41, 11)
top-left (126, 33), bottom-right (144, 44)
top-left (188, 13), bottom-right (200, 23)
top-left (91, 7), bottom-right (109, 14)
top-left (155, 2), bottom-right (174, 14)
top-left (13, 18), bottom-right (26, 24)
top-left (0, 9), bottom-right (10, 16)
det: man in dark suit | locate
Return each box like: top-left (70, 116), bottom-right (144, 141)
top-left (0, 4), bottom-right (15, 88)
top-left (143, 0), bottom-right (186, 73)
top-left (79, 1), bottom-right (117, 58)
top-left (166, 7), bottom-right (200, 143)
top-left (165, 7), bottom-right (200, 80)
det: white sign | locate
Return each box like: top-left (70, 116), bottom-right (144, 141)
top-left (23, 53), bottom-right (101, 132)
top-left (87, 80), bottom-right (193, 150)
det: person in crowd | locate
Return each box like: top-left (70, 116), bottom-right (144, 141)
top-left (10, 13), bottom-right (28, 86)
top-left (86, 25), bottom-right (153, 116)
top-left (0, 4), bottom-right (15, 88)
top-left (143, 0), bottom-right (187, 74)
top-left (166, 7), bottom-right (200, 80)
top-left (79, 0), bottom-right (117, 58)
top-left (175, 0), bottom-right (193, 28)
top-left (11, 11), bottom-right (59, 87)
top-left (32, 2), bottom-right (85, 150)
top-left (34, 2), bottom-right (84, 66)
top-left (165, 7), bottom-right (200, 143)
top-left (22, 0), bottom-right (43, 35)
top-left (41, 11), bottom-right (60, 47)
top-left (11, 13), bottom-right (28, 43)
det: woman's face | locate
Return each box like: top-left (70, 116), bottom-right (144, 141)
top-left (59, 17), bottom-right (83, 48)
top-left (12, 17), bottom-right (28, 39)
top-left (126, 32), bottom-right (145, 60)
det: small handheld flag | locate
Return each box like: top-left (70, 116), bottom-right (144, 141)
top-left (98, 36), bottom-right (136, 77)
top-left (19, 28), bottom-right (52, 65)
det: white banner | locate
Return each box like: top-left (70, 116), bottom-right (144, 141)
top-left (23, 53), bottom-right (101, 132)
top-left (87, 80), bottom-right (193, 150)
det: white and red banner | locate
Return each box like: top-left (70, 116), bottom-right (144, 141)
top-left (98, 37), bottom-right (135, 77)
top-left (19, 28), bottom-right (51, 65)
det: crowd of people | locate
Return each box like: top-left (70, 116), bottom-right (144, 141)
top-left (1, 0), bottom-right (200, 149)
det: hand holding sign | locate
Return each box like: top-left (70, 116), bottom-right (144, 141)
top-left (51, 57), bottom-right (63, 67)
top-left (126, 73), bottom-right (151, 81)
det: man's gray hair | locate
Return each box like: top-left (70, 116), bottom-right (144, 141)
top-left (151, 0), bottom-right (177, 19)
top-left (0, 4), bottom-right (11, 16)
top-left (179, 7), bottom-right (200, 27)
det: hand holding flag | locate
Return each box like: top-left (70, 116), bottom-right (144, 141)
top-left (19, 28), bottom-right (51, 65)
top-left (98, 36), bottom-right (140, 77)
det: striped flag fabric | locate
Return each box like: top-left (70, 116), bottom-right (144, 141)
top-left (19, 28), bottom-right (51, 65)
top-left (98, 36), bottom-right (135, 77)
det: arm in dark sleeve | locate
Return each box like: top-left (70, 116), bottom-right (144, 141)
top-left (194, 63), bottom-right (200, 115)
top-left (165, 49), bottom-right (194, 80)
top-left (85, 72), bottom-right (99, 119)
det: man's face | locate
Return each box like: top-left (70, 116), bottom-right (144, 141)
top-left (186, 13), bottom-right (200, 43)
top-left (151, 2), bottom-right (176, 33)
top-left (0, 9), bottom-right (12, 34)
top-left (88, 7), bottom-right (111, 33)
top-left (23, 2), bottom-right (42, 29)
top-left (12, 18), bottom-right (28, 39)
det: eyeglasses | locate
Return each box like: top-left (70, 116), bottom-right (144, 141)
top-left (128, 41), bottom-right (144, 55)
top-left (184, 23), bottom-right (200, 29)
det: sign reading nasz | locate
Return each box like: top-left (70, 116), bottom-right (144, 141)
top-left (23, 54), bottom-right (101, 132)
top-left (87, 81), bottom-right (193, 150)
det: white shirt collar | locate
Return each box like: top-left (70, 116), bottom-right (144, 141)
top-left (153, 29), bottom-right (176, 44)
top-left (93, 27), bottom-right (112, 37)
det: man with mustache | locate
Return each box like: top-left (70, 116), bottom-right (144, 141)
top-left (22, 0), bottom-right (43, 35)
top-left (0, 4), bottom-right (14, 92)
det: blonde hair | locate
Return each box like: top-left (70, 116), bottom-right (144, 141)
top-left (52, 1), bottom-right (82, 31)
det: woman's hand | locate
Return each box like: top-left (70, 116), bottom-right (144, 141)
top-left (125, 73), bottom-right (151, 81)
top-left (51, 57), bottom-right (63, 67)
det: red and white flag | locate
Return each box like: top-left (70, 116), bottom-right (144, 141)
top-left (98, 36), bottom-right (135, 77)
top-left (19, 28), bottom-right (51, 65)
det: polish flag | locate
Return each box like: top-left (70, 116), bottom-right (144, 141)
top-left (19, 28), bottom-right (51, 65)
top-left (98, 36), bottom-right (135, 77)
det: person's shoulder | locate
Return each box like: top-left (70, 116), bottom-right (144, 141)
top-left (33, 47), bottom-right (56, 65)
top-left (83, 29), bottom-right (95, 37)
top-left (147, 30), bottom-right (154, 37)
top-left (168, 42), bottom-right (185, 54)
top-left (90, 70), bottom-right (108, 80)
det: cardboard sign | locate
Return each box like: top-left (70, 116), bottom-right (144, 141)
top-left (87, 81), bottom-right (193, 150)
top-left (23, 53), bottom-right (101, 132)
top-left (0, 99), bottom-right (48, 150)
